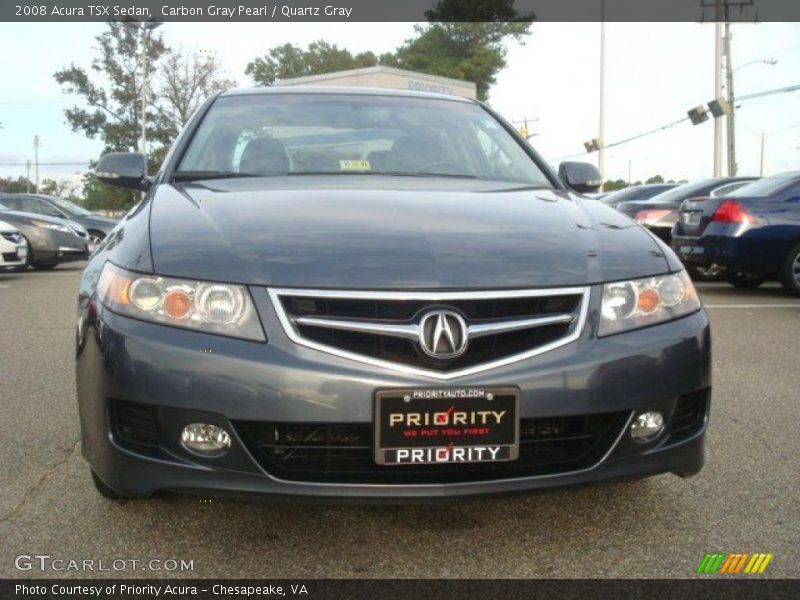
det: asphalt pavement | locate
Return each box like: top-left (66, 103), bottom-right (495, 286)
top-left (1, 264), bottom-right (799, 579)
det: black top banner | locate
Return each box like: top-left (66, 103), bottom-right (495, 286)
top-left (3, 0), bottom-right (800, 22)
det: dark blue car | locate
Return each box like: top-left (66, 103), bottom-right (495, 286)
top-left (672, 171), bottom-right (800, 295)
top-left (76, 87), bottom-right (711, 501)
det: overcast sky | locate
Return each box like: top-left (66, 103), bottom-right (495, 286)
top-left (0, 21), bottom-right (798, 189)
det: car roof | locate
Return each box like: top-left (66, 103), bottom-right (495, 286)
top-left (219, 85), bottom-right (476, 104)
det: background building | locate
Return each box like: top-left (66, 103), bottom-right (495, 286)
top-left (279, 66), bottom-right (477, 99)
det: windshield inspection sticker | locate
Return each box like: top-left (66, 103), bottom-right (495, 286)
top-left (339, 160), bottom-right (371, 171)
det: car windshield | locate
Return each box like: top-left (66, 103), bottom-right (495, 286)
top-left (176, 93), bottom-right (552, 186)
top-left (53, 197), bottom-right (93, 216)
top-left (728, 173), bottom-right (799, 197)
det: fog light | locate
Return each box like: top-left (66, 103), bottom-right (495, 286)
top-left (630, 411), bottom-right (664, 442)
top-left (181, 423), bottom-right (231, 454)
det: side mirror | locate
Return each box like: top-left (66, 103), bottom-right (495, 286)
top-left (95, 153), bottom-right (150, 191)
top-left (558, 161), bottom-right (603, 194)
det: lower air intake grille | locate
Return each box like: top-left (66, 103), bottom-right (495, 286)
top-left (670, 389), bottom-right (709, 441)
top-left (110, 399), bottom-right (160, 454)
top-left (235, 412), bottom-right (628, 484)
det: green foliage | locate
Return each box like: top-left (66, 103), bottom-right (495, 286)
top-left (603, 179), bottom-right (630, 192)
top-left (246, 0), bottom-right (533, 101)
top-left (0, 176), bottom-right (34, 194)
top-left (54, 22), bottom-right (169, 155)
top-left (53, 24), bottom-right (235, 211)
top-left (645, 175), bottom-right (665, 184)
top-left (245, 41), bottom-right (378, 85)
top-left (80, 172), bottom-right (136, 212)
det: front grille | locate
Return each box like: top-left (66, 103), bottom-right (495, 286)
top-left (271, 288), bottom-right (588, 377)
top-left (670, 389), bottom-right (709, 441)
top-left (1, 232), bottom-right (21, 243)
top-left (110, 399), bottom-right (160, 454)
top-left (235, 412), bottom-right (628, 484)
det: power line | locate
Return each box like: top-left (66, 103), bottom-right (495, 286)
top-left (737, 83), bottom-right (800, 102)
top-left (0, 161), bottom-right (91, 167)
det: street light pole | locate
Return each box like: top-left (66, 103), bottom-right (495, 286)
top-left (33, 135), bottom-right (41, 193)
top-left (713, 9), bottom-right (723, 177)
top-left (139, 21), bottom-right (162, 156)
top-left (759, 132), bottom-right (765, 176)
top-left (598, 0), bottom-right (606, 190)
top-left (724, 22), bottom-right (736, 175)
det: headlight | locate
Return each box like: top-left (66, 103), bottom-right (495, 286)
top-left (96, 263), bottom-right (265, 341)
top-left (598, 271), bottom-right (701, 336)
top-left (32, 220), bottom-right (71, 233)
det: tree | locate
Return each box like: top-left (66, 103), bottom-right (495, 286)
top-left (645, 175), bottom-right (665, 184)
top-left (80, 172), bottom-right (136, 212)
top-left (246, 0), bottom-right (533, 101)
top-left (39, 178), bottom-right (78, 197)
top-left (603, 179), bottom-right (629, 192)
top-left (154, 48), bottom-right (236, 140)
top-left (54, 22), bottom-right (169, 156)
top-left (246, 40), bottom-right (378, 85)
top-left (387, 0), bottom-right (533, 100)
top-left (54, 24), bottom-right (235, 210)
top-left (0, 177), bottom-right (34, 194)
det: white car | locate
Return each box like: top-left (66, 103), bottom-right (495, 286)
top-left (0, 219), bottom-right (29, 270)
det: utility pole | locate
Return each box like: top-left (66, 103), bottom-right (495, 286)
top-left (759, 132), bottom-right (765, 176)
top-left (598, 0), bottom-right (606, 190)
top-left (140, 23), bottom-right (149, 155)
top-left (702, 0), bottom-right (755, 176)
top-left (139, 21), bottom-right (163, 156)
top-left (33, 135), bottom-right (41, 193)
top-left (713, 1), bottom-right (723, 177)
top-left (724, 22), bottom-right (736, 175)
top-left (25, 160), bottom-right (31, 193)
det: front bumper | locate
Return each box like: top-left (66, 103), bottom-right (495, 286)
top-left (76, 288), bottom-right (711, 500)
top-left (0, 239), bottom-right (27, 266)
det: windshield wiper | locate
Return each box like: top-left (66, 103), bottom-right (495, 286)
top-left (173, 171), bottom-right (260, 182)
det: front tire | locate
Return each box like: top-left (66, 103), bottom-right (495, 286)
top-left (88, 230), bottom-right (105, 246)
top-left (779, 243), bottom-right (800, 297)
top-left (725, 271), bottom-right (765, 289)
top-left (687, 263), bottom-right (724, 282)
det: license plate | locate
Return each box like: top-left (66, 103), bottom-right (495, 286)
top-left (374, 387), bottom-right (519, 465)
top-left (679, 245), bottom-right (704, 256)
top-left (683, 212), bottom-right (702, 226)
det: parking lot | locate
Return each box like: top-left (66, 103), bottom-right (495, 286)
top-left (1, 263), bottom-right (798, 579)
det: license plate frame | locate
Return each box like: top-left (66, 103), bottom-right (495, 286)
top-left (374, 387), bottom-right (520, 466)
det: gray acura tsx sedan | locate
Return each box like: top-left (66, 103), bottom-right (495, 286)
top-left (77, 87), bottom-right (710, 500)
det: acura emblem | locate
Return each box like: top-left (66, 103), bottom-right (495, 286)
top-left (418, 310), bottom-right (468, 359)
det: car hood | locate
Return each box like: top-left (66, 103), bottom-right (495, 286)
top-left (148, 177), bottom-right (671, 288)
top-left (0, 219), bottom-right (19, 233)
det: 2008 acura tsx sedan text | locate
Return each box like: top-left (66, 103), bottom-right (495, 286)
top-left (77, 87), bottom-right (711, 500)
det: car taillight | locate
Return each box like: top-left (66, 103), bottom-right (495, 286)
top-left (711, 199), bottom-right (755, 224)
top-left (635, 209), bottom-right (671, 225)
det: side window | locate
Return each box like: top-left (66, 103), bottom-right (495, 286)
top-left (20, 197), bottom-right (52, 216)
top-left (1, 196), bottom-right (21, 210)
